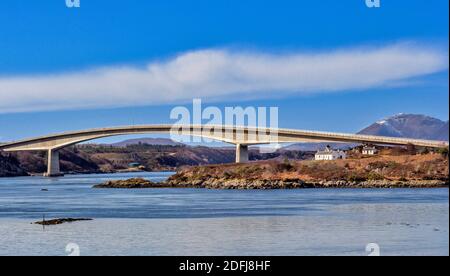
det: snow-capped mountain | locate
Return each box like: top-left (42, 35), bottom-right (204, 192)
top-left (286, 114), bottom-right (448, 151)
top-left (358, 114), bottom-right (449, 141)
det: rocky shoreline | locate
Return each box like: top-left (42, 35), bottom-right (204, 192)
top-left (93, 178), bottom-right (191, 189)
top-left (164, 178), bottom-right (448, 189)
top-left (93, 177), bottom-right (448, 190)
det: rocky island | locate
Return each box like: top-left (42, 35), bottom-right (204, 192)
top-left (95, 152), bottom-right (449, 189)
top-left (93, 178), bottom-right (191, 188)
top-left (93, 178), bottom-right (159, 188)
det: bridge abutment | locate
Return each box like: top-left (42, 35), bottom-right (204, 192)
top-left (44, 149), bottom-right (63, 177)
top-left (236, 144), bottom-right (249, 163)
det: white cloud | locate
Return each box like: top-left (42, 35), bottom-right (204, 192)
top-left (0, 42), bottom-right (447, 113)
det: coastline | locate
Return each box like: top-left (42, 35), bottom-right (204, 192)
top-left (93, 177), bottom-right (448, 190)
top-left (163, 178), bottom-right (449, 189)
top-left (1, 169), bottom-right (175, 178)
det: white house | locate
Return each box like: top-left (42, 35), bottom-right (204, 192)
top-left (362, 146), bottom-right (378, 155)
top-left (315, 146), bottom-right (347, 161)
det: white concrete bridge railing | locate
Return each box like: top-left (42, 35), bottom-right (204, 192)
top-left (0, 124), bottom-right (448, 177)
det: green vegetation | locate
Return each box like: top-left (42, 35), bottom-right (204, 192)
top-left (436, 147), bottom-right (449, 157)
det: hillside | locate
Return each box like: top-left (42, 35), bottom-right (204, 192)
top-left (0, 144), bottom-right (313, 177)
top-left (166, 152), bottom-right (449, 189)
top-left (0, 154), bottom-right (27, 177)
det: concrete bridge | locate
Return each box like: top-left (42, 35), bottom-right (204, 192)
top-left (0, 124), bottom-right (448, 177)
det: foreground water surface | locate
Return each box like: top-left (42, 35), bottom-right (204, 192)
top-left (0, 172), bottom-right (448, 256)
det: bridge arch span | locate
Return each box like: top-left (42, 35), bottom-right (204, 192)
top-left (0, 124), bottom-right (448, 177)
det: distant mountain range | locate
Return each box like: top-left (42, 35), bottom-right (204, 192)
top-left (358, 114), bottom-right (449, 141)
top-left (110, 138), bottom-right (183, 147)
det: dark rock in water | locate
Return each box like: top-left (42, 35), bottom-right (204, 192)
top-left (41, 189), bottom-right (49, 192)
top-left (34, 218), bottom-right (93, 226)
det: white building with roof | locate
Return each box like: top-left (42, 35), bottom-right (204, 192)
top-left (362, 146), bottom-right (378, 155)
top-left (315, 146), bottom-right (347, 161)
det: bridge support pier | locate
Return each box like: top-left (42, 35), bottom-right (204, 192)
top-left (236, 144), bottom-right (249, 163)
top-left (44, 149), bottom-right (63, 177)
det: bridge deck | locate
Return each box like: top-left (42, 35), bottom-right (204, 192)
top-left (0, 124), bottom-right (448, 152)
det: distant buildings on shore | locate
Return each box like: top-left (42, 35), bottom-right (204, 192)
top-left (362, 146), bottom-right (378, 155)
top-left (315, 146), bottom-right (347, 161)
top-left (315, 144), bottom-right (380, 160)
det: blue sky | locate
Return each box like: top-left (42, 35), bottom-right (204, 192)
top-left (0, 0), bottom-right (448, 142)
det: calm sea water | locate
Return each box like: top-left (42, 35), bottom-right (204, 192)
top-left (0, 172), bottom-right (448, 256)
